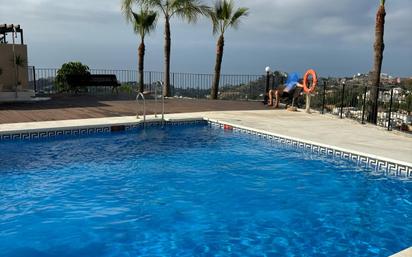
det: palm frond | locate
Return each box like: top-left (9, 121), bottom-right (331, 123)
top-left (229, 7), bottom-right (248, 29)
top-left (210, 10), bottom-right (219, 35)
top-left (171, 0), bottom-right (210, 23)
top-left (222, 0), bottom-right (233, 20)
top-left (144, 0), bottom-right (168, 15)
top-left (121, 0), bottom-right (142, 22)
top-left (132, 9), bottom-right (158, 38)
top-left (209, 0), bottom-right (248, 35)
top-left (121, 0), bottom-right (136, 22)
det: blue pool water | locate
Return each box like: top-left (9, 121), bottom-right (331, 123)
top-left (0, 124), bottom-right (411, 257)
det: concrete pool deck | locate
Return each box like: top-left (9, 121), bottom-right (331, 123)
top-left (390, 247), bottom-right (412, 257)
top-left (0, 109), bottom-right (411, 167)
top-left (0, 109), bottom-right (410, 255)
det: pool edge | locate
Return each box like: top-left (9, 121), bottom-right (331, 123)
top-left (0, 116), bottom-right (411, 177)
top-left (390, 247), bottom-right (412, 257)
top-left (206, 118), bottom-right (412, 178)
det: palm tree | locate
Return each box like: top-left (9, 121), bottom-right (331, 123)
top-left (124, 0), bottom-right (210, 96)
top-left (9, 55), bottom-right (26, 97)
top-left (209, 0), bottom-right (248, 100)
top-left (13, 55), bottom-right (26, 86)
top-left (122, 3), bottom-right (157, 93)
top-left (369, 0), bottom-right (386, 124)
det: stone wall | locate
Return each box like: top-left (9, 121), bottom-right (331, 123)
top-left (0, 44), bottom-right (29, 92)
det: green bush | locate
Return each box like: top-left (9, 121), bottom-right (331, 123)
top-left (56, 62), bottom-right (90, 92)
top-left (119, 83), bottom-right (134, 95)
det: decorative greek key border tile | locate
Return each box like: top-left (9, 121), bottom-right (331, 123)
top-left (208, 120), bottom-right (412, 178)
top-left (166, 120), bottom-right (207, 126)
top-left (0, 120), bottom-right (209, 142)
top-left (124, 120), bottom-right (207, 131)
top-left (1, 119), bottom-right (410, 177)
top-left (0, 127), bottom-right (112, 141)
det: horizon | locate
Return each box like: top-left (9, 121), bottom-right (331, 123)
top-left (1, 0), bottom-right (411, 77)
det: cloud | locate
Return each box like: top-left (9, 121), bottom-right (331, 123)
top-left (0, 0), bottom-right (410, 76)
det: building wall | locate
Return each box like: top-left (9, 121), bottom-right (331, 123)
top-left (0, 44), bottom-right (29, 92)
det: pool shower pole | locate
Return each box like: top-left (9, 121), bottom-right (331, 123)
top-left (264, 66), bottom-right (271, 104)
top-left (12, 26), bottom-right (18, 98)
top-left (32, 66), bottom-right (37, 92)
top-left (340, 80), bottom-right (346, 119)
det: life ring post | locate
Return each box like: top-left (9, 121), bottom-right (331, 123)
top-left (303, 69), bottom-right (318, 114)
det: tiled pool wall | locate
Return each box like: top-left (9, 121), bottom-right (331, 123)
top-left (208, 121), bottom-right (412, 178)
top-left (0, 120), bottom-right (207, 141)
top-left (0, 119), bottom-right (411, 177)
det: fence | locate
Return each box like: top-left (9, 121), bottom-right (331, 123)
top-left (26, 67), bottom-right (411, 133)
top-left (309, 81), bottom-right (412, 133)
top-left (27, 67), bottom-right (265, 100)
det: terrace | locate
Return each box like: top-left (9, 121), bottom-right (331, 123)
top-left (1, 100), bottom-right (411, 170)
top-left (1, 1), bottom-right (411, 255)
top-left (1, 67), bottom-right (411, 169)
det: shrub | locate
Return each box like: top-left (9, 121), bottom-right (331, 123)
top-left (56, 62), bottom-right (90, 92)
top-left (119, 83), bottom-right (134, 95)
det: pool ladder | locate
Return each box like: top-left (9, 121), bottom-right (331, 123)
top-left (136, 92), bottom-right (146, 123)
top-left (153, 81), bottom-right (165, 123)
top-left (136, 81), bottom-right (165, 126)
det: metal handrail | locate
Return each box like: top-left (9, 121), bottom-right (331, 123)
top-left (153, 81), bottom-right (165, 122)
top-left (136, 92), bottom-right (146, 123)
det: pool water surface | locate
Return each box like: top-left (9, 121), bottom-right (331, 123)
top-left (0, 124), bottom-right (411, 256)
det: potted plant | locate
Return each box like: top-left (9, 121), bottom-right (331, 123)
top-left (14, 55), bottom-right (27, 91)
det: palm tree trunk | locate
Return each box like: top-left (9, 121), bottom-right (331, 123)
top-left (211, 35), bottom-right (224, 100)
top-left (163, 16), bottom-right (171, 97)
top-left (138, 39), bottom-right (145, 93)
top-left (369, 4), bottom-right (386, 124)
top-left (15, 67), bottom-right (19, 97)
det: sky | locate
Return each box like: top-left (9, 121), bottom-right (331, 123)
top-left (1, 0), bottom-right (411, 77)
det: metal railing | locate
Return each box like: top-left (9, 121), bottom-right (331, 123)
top-left (309, 82), bottom-right (412, 133)
top-left (27, 66), bottom-right (265, 100)
top-left (136, 92), bottom-right (146, 123)
top-left (26, 66), bottom-right (412, 133)
top-left (153, 81), bottom-right (165, 122)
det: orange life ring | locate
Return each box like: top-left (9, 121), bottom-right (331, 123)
top-left (303, 69), bottom-right (318, 93)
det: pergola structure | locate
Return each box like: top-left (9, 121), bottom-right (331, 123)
top-left (0, 24), bottom-right (24, 44)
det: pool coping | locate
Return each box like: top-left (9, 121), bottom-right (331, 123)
top-left (390, 247), bottom-right (412, 257)
top-left (0, 115), bottom-right (411, 177)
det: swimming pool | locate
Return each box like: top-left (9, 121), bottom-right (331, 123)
top-left (0, 123), bottom-right (411, 256)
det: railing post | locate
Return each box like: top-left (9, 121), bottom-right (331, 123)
top-left (127, 70), bottom-right (129, 86)
top-left (264, 72), bottom-right (270, 104)
top-left (172, 72), bottom-right (175, 97)
top-left (388, 87), bottom-right (394, 131)
top-left (248, 75), bottom-right (252, 100)
top-left (199, 83), bottom-right (201, 99)
top-left (361, 86), bottom-right (367, 124)
top-left (197, 75), bottom-right (200, 99)
top-left (340, 83), bottom-right (345, 119)
top-left (149, 71), bottom-right (152, 89)
top-left (321, 81), bottom-right (326, 114)
top-left (32, 66), bottom-right (37, 92)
